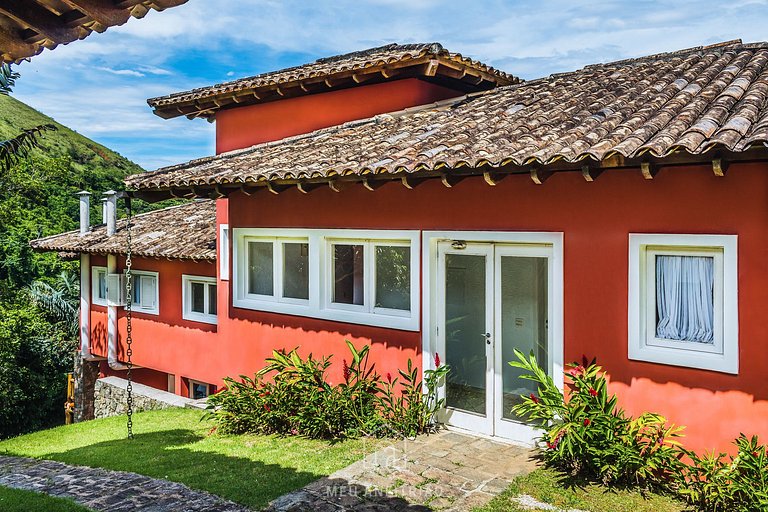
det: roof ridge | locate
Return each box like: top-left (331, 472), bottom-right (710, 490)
top-left (584, 39), bottom-right (746, 70)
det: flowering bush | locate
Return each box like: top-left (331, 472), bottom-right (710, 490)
top-left (677, 434), bottom-right (768, 511)
top-left (207, 341), bottom-right (448, 440)
top-left (510, 349), bottom-right (685, 488)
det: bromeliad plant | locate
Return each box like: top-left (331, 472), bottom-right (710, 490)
top-left (207, 341), bottom-right (449, 440)
top-left (510, 349), bottom-right (685, 488)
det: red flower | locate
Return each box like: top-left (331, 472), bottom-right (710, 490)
top-left (342, 359), bottom-right (350, 383)
top-left (588, 388), bottom-right (598, 397)
top-left (753, 451), bottom-right (760, 457)
top-left (263, 404), bottom-right (270, 411)
top-left (568, 365), bottom-right (585, 378)
top-left (386, 372), bottom-right (392, 383)
top-left (434, 352), bottom-right (441, 368)
top-left (529, 393), bottom-right (540, 404)
top-left (583, 418), bottom-right (591, 426)
top-left (546, 441), bottom-right (555, 449)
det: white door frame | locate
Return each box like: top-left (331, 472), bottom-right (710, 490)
top-left (435, 242), bottom-right (495, 435)
top-left (422, 231), bottom-right (565, 445)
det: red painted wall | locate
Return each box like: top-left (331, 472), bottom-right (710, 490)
top-left (220, 162), bottom-right (768, 454)
top-left (215, 79), bottom-right (463, 153)
top-left (88, 255), bottom-right (218, 394)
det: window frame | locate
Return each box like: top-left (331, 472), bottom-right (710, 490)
top-left (628, 234), bottom-right (738, 374)
top-left (182, 274), bottom-right (218, 325)
top-left (233, 228), bottom-right (420, 331)
top-left (91, 266), bottom-right (108, 306)
top-left (128, 269), bottom-right (160, 315)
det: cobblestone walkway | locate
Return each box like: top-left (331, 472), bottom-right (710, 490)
top-left (266, 430), bottom-right (536, 512)
top-left (0, 455), bottom-right (249, 512)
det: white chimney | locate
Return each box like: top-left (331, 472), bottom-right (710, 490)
top-left (77, 191), bottom-right (91, 235)
top-left (101, 197), bottom-right (108, 224)
top-left (104, 190), bottom-right (117, 237)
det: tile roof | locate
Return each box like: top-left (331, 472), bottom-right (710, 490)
top-left (30, 200), bottom-right (216, 261)
top-left (147, 43), bottom-right (517, 120)
top-left (128, 40), bottom-right (768, 192)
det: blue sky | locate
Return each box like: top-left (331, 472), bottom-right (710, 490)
top-left (10, 0), bottom-right (768, 171)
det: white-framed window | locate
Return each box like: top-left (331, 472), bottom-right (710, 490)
top-left (233, 228), bottom-right (419, 330)
top-left (188, 379), bottom-right (212, 399)
top-left (129, 270), bottom-right (159, 315)
top-left (220, 224), bottom-right (230, 281)
top-left (628, 234), bottom-right (738, 374)
top-left (182, 275), bottom-right (218, 324)
top-left (92, 266), bottom-right (108, 306)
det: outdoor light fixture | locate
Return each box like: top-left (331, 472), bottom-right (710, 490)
top-left (451, 240), bottom-right (467, 250)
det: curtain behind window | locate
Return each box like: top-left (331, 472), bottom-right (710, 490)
top-left (656, 255), bottom-right (714, 343)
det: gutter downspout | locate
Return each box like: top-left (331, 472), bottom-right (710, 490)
top-left (77, 191), bottom-right (100, 362)
top-left (104, 191), bottom-right (129, 371)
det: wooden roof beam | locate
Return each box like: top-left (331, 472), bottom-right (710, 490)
top-left (0, 24), bottom-right (39, 62)
top-left (59, 0), bottom-right (131, 27)
top-left (713, 158), bottom-right (727, 176)
top-left (0, 0), bottom-right (84, 44)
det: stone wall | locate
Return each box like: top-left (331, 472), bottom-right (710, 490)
top-left (94, 376), bottom-right (198, 419)
top-left (73, 354), bottom-right (99, 422)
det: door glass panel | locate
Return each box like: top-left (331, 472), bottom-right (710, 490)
top-left (500, 256), bottom-right (548, 421)
top-left (444, 253), bottom-right (487, 415)
top-left (208, 283), bottom-right (217, 315)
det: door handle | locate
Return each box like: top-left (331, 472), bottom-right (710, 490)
top-left (482, 332), bottom-right (491, 345)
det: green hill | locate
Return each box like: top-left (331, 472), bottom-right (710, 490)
top-left (0, 93), bottom-right (143, 178)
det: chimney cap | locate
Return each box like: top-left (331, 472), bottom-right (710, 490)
top-left (104, 190), bottom-right (117, 196)
top-left (76, 190), bottom-right (91, 196)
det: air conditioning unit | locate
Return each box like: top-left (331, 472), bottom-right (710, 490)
top-left (106, 273), bottom-right (127, 306)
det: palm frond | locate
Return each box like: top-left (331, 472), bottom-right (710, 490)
top-left (0, 124), bottom-right (57, 170)
top-left (30, 272), bottom-right (79, 337)
top-left (0, 63), bottom-right (19, 95)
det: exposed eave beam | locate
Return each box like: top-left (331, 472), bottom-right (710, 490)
top-left (0, 0), bottom-right (83, 44)
top-left (59, 0), bottom-right (131, 27)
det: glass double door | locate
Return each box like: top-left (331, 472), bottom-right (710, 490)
top-left (436, 242), bottom-right (551, 439)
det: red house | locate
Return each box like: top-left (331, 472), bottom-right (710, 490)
top-left (33, 40), bottom-right (768, 453)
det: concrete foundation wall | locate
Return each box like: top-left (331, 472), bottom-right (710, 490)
top-left (94, 376), bottom-right (199, 419)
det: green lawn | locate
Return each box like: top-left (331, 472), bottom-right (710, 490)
top-left (475, 468), bottom-right (688, 512)
top-left (0, 486), bottom-right (92, 512)
top-left (0, 408), bottom-right (382, 510)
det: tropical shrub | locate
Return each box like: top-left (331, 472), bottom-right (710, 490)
top-left (677, 434), bottom-right (768, 511)
top-left (207, 341), bottom-right (448, 440)
top-left (379, 354), bottom-right (449, 437)
top-left (510, 350), bottom-right (685, 488)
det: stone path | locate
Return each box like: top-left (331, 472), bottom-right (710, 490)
top-left (0, 455), bottom-right (249, 512)
top-left (266, 430), bottom-right (537, 512)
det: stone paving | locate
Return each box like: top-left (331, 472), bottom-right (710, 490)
top-left (266, 430), bottom-right (537, 512)
top-left (0, 455), bottom-right (249, 512)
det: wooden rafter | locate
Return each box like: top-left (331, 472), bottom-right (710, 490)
top-left (0, 0), bottom-right (189, 63)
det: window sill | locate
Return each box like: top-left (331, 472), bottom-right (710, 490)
top-left (628, 343), bottom-right (737, 374)
top-left (233, 297), bottom-right (418, 331)
top-left (183, 312), bottom-right (218, 325)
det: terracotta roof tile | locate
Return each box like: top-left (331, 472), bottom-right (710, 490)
top-left (148, 43), bottom-right (516, 119)
top-left (30, 200), bottom-right (215, 261)
top-left (127, 40), bottom-right (768, 192)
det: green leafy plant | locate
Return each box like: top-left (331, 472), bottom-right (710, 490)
top-left (378, 352), bottom-right (449, 437)
top-left (207, 342), bottom-right (449, 440)
top-left (676, 434), bottom-right (768, 511)
top-left (510, 350), bottom-right (685, 489)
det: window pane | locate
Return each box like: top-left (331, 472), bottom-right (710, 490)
top-left (333, 244), bottom-right (364, 305)
top-left (191, 382), bottom-right (208, 399)
top-left (656, 255), bottom-right (714, 343)
top-left (283, 242), bottom-right (309, 300)
top-left (208, 283), bottom-right (217, 315)
top-left (191, 282), bottom-right (205, 313)
top-left (98, 272), bottom-right (107, 299)
top-left (248, 241), bottom-right (274, 295)
top-left (375, 246), bottom-right (410, 310)
top-left (132, 275), bottom-right (141, 304)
